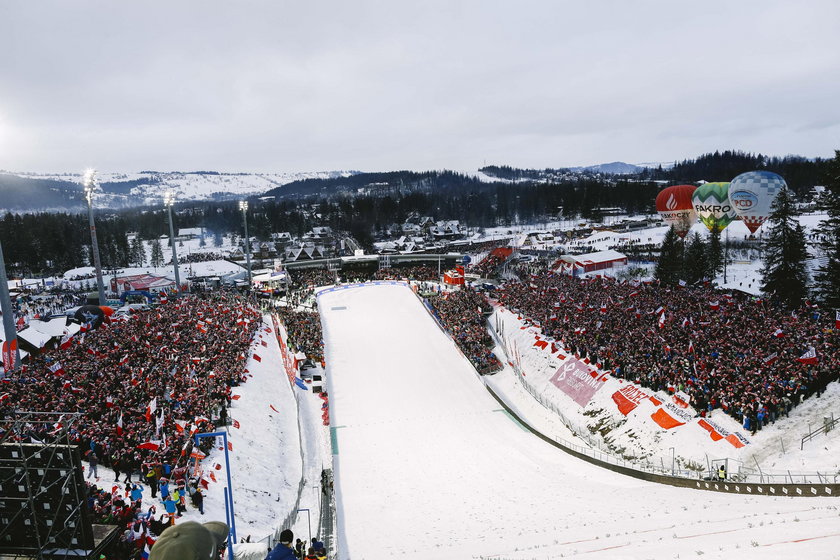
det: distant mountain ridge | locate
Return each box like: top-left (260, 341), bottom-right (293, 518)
top-left (1, 170), bottom-right (356, 211)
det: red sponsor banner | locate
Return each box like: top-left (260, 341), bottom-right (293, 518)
top-left (272, 316), bottom-right (298, 385)
top-left (725, 433), bottom-right (747, 448)
top-left (697, 419), bottom-right (724, 441)
top-left (548, 357), bottom-right (606, 407)
top-left (1, 339), bottom-right (17, 370)
top-left (696, 417), bottom-right (749, 447)
top-left (650, 402), bottom-right (694, 429)
top-left (610, 385), bottom-right (649, 416)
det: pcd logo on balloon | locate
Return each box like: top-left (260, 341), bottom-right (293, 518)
top-left (729, 190), bottom-right (757, 210)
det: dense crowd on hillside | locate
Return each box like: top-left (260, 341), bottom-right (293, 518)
top-left (426, 290), bottom-right (502, 375)
top-left (0, 292), bottom-right (260, 511)
top-left (494, 263), bottom-right (839, 431)
top-left (275, 307), bottom-right (325, 363)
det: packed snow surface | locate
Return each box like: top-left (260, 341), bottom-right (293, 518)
top-left (319, 283), bottom-right (839, 560)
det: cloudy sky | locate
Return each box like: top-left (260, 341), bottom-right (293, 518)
top-left (1, 1), bottom-right (838, 174)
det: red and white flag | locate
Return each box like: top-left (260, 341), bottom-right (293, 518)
top-left (836, 310), bottom-right (840, 329)
top-left (658, 312), bottom-right (666, 329)
top-left (145, 397), bottom-right (157, 422)
top-left (709, 301), bottom-right (720, 310)
top-left (232, 419), bottom-right (241, 429)
top-left (654, 306), bottom-right (665, 315)
top-left (60, 333), bottom-right (73, 350)
top-left (47, 362), bottom-right (64, 376)
top-left (688, 340), bottom-right (695, 354)
top-left (174, 419), bottom-right (188, 433)
top-left (763, 352), bottom-right (778, 365)
top-left (116, 412), bottom-right (124, 436)
top-left (797, 347), bottom-right (818, 365)
top-left (119, 354), bottom-right (129, 366)
top-left (773, 329), bottom-right (785, 338)
top-left (137, 440), bottom-right (161, 451)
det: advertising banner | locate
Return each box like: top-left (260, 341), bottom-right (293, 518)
top-left (549, 357), bottom-right (606, 407)
top-left (610, 384), bottom-right (650, 416)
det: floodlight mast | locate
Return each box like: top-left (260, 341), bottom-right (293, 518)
top-left (83, 169), bottom-right (108, 305)
top-left (164, 190), bottom-right (182, 296)
top-left (239, 200), bottom-right (252, 288)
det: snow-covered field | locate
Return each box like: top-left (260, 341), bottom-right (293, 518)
top-left (317, 283), bottom-right (840, 560)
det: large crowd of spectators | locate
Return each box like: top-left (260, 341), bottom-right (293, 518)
top-left (0, 293), bottom-right (261, 555)
top-left (426, 290), bottom-right (502, 375)
top-left (171, 251), bottom-right (227, 264)
top-left (275, 307), bottom-right (324, 363)
top-left (494, 263), bottom-right (839, 432)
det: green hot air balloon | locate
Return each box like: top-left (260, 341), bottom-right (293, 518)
top-left (692, 182), bottom-right (737, 233)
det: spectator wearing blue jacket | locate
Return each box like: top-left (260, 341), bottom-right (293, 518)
top-left (266, 529), bottom-right (296, 560)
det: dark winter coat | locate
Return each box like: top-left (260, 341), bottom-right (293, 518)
top-left (265, 544), bottom-right (297, 560)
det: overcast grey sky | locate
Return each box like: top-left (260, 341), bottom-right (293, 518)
top-left (1, 1), bottom-right (838, 173)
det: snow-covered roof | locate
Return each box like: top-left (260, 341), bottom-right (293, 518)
top-left (17, 327), bottom-right (54, 348)
top-left (26, 317), bottom-right (70, 338)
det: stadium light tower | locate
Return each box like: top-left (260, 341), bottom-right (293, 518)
top-left (163, 190), bottom-right (182, 296)
top-left (0, 241), bottom-right (21, 376)
top-left (239, 200), bottom-right (252, 288)
top-left (83, 169), bottom-right (107, 305)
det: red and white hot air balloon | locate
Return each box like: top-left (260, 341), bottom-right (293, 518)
top-left (655, 185), bottom-right (697, 238)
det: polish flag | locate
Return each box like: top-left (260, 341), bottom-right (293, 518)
top-left (116, 412), bottom-right (124, 436)
top-left (119, 355), bottom-right (129, 366)
top-left (137, 440), bottom-right (162, 451)
top-left (658, 313), bottom-right (665, 329)
top-left (836, 310), bottom-right (840, 329)
top-left (797, 347), bottom-right (818, 365)
top-left (654, 306), bottom-right (665, 315)
top-left (47, 362), bottom-right (64, 376)
top-left (600, 304), bottom-right (607, 313)
top-left (174, 419), bottom-right (188, 433)
top-left (709, 301), bottom-right (720, 310)
top-left (233, 419), bottom-right (241, 429)
top-left (60, 333), bottom-right (73, 350)
top-left (688, 340), bottom-right (695, 354)
top-left (253, 354), bottom-right (262, 362)
top-left (145, 397), bottom-right (157, 422)
top-left (190, 448), bottom-right (206, 461)
top-left (194, 415), bottom-right (210, 424)
top-left (763, 352), bottom-right (778, 365)
top-left (773, 329), bottom-right (785, 338)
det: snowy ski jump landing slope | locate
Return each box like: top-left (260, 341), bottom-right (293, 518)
top-left (318, 283), bottom-right (839, 560)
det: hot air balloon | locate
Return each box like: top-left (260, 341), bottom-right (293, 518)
top-left (728, 171), bottom-right (786, 233)
top-left (655, 185), bottom-right (697, 238)
top-left (692, 182), bottom-right (737, 233)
